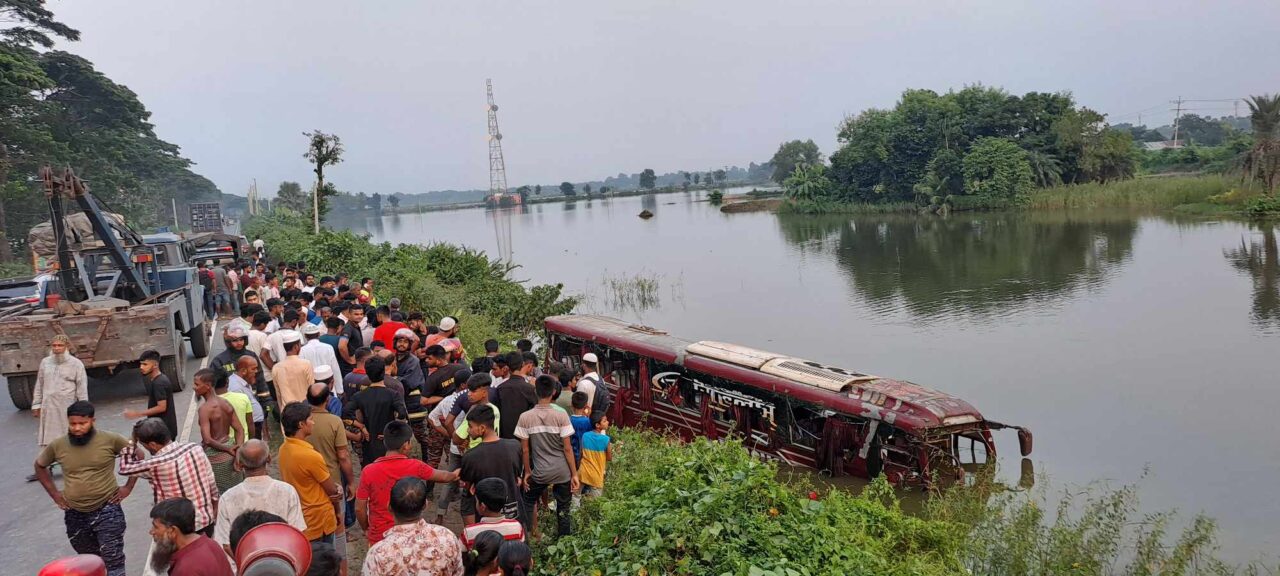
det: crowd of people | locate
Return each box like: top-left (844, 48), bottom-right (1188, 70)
top-left (29, 254), bottom-right (617, 576)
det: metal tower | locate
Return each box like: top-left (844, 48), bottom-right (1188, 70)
top-left (486, 79), bottom-right (514, 263)
top-left (486, 79), bottom-right (509, 200)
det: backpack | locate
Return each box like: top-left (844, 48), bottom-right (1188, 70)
top-left (584, 375), bottom-right (611, 417)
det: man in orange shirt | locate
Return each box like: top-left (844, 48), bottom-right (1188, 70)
top-left (277, 402), bottom-right (339, 545)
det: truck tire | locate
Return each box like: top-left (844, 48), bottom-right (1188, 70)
top-left (188, 322), bottom-right (210, 358)
top-left (161, 356), bottom-right (185, 392)
top-left (7, 374), bottom-right (35, 411)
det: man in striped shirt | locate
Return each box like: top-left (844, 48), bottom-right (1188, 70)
top-left (461, 478), bottom-right (524, 549)
top-left (119, 417), bottom-right (221, 536)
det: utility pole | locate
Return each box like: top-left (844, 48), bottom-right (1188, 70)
top-left (1171, 96), bottom-right (1184, 146)
top-left (171, 198), bottom-right (179, 231)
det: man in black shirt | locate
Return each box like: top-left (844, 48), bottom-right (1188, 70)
top-left (459, 404), bottom-right (523, 524)
top-left (493, 351), bottom-right (537, 440)
top-left (125, 350), bottom-right (178, 440)
top-left (335, 303), bottom-right (365, 376)
top-left (341, 356), bottom-right (407, 466)
top-left (417, 344), bottom-right (464, 466)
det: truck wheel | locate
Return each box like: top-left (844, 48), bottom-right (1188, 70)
top-left (7, 375), bottom-right (35, 410)
top-left (161, 356), bottom-right (186, 392)
top-left (188, 322), bottom-right (210, 358)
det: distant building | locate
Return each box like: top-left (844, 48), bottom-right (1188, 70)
top-left (1143, 140), bottom-right (1184, 151)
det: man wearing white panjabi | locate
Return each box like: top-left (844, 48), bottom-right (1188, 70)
top-left (29, 334), bottom-right (89, 480)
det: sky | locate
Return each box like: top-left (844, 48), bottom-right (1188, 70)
top-left (47, 0), bottom-right (1280, 198)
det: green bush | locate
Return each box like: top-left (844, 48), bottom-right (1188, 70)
top-left (538, 430), bottom-right (965, 576)
top-left (241, 212), bottom-right (576, 351)
top-left (962, 138), bottom-right (1034, 205)
top-left (1244, 195), bottom-right (1280, 218)
top-left (707, 190), bottom-right (724, 205)
top-left (0, 261), bottom-right (32, 278)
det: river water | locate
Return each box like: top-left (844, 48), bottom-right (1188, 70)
top-left (331, 188), bottom-right (1280, 561)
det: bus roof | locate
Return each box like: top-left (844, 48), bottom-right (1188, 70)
top-left (544, 314), bottom-right (986, 432)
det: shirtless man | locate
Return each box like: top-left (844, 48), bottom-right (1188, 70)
top-left (195, 368), bottom-right (245, 493)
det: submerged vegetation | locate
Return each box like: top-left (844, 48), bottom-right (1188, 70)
top-left (242, 212), bottom-right (577, 350)
top-left (537, 430), bottom-right (1274, 576)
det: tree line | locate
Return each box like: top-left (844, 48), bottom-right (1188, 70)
top-left (0, 1), bottom-right (222, 263)
top-left (769, 87), bottom-right (1280, 209)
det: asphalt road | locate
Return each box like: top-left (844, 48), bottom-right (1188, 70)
top-left (0, 321), bottom-right (223, 575)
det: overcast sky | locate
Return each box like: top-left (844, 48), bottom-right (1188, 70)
top-left (48, 0), bottom-right (1280, 197)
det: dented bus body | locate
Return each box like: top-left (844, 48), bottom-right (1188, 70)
top-left (545, 315), bottom-right (1032, 487)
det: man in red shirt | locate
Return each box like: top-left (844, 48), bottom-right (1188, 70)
top-left (355, 420), bottom-right (458, 544)
top-left (148, 497), bottom-right (232, 576)
top-left (370, 307), bottom-right (408, 350)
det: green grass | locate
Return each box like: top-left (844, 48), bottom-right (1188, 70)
top-left (1026, 175), bottom-right (1264, 212)
top-left (534, 429), bottom-right (1277, 576)
top-left (777, 199), bottom-right (918, 215)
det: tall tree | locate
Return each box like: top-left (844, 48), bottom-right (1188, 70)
top-left (693, 173), bottom-right (701, 185)
top-left (639, 168), bottom-right (657, 189)
top-left (713, 169), bottom-right (727, 183)
top-left (274, 181), bottom-right (308, 213)
top-left (560, 181), bottom-right (576, 196)
top-left (1243, 94), bottom-right (1280, 195)
top-left (387, 194), bottom-right (400, 208)
top-left (583, 183), bottom-right (592, 196)
top-left (516, 185), bottom-right (531, 203)
top-left (962, 137), bottom-right (1034, 204)
top-left (1, 0), bottom-right (80, 48)
top-left (534, 184), bottom-right (542, 195)
top-left (303, 130), bottom-right (343, 225)
top-left (769, 139), bottom-right (823, 183)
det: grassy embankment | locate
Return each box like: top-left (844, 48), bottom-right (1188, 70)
top-left (767, 175), bottom-right (1274, 217)
top-left (539, 429), bottom-right (1270, 576)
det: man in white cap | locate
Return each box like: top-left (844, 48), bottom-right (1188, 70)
top-left (425, 316), bottom-right (466, 363)
top-left (29, 334), bottom-right (89, 481)
top-left (301, 321), bottom-right (344, 396)
top-left (312, 365), bottom-right (342, 415)
top-left (269, 330), bottom-right (314, 406)
top-left (577, 353), bottom-right (610, 418)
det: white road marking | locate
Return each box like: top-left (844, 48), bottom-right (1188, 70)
top-left (143, 319), bottom-right (217, 576)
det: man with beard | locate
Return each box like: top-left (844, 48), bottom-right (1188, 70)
top-left (32, 335), bottom-right (89, 462)
top-left (34, 401), bottom-right (136, 576)
top-left (195, 368), bottom-right (245, 493)
top-left (148, 497), bottom-right (232, 576)
top-left (212, 326), bottom-right (267, 428)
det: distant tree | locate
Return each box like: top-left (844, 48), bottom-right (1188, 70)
top-left (962, 137), bottom-right (1034, 204)
top-left (639, 168), bottom-right (657, 190)
top-left (370, 192), bottom-right (382, 211)
top-left (1081, 130), bottom-right (1136, 183)
top-left (516, 185), bottom-right (531, 203)
top-left (682, 182), bottom-right (690, 191)
top-left (693, 173), bottom-right (701, 185)
top-left (770, 140), bottom-right (823, 184)
top-left (560, 181), bottom-right (576, 196)
top-left (682, 171), bottom-right (692, 184)
top-left (387, 194), bottom-right (400, 209)
top-left (303, 130), bottom-right (343, 223)
top-left (1176, 114), bottom-right (1231, 146)
top-left (599, 186), bottom-right (610, 195)
top-left (534, 184), bottom-right (542, 195)
top-left (713, 169), bottom-right (727, 183)
top-left (274, 181), bottom-right (308, 213)
top-left (1243, 94), bottom-right (1280, 194)
top-left (583, 183), bottom-right (592, 196)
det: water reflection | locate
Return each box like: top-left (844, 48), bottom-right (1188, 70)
top-left (1223, 224), bottom-right (1280, 332)
top-left (777, 212), bottom-right (1139, 321)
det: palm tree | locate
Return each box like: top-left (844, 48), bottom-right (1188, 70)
top-left (1025, 150), bottom-right (1064, 188)
top-left (1243, 94), bottom-right (1280, 195)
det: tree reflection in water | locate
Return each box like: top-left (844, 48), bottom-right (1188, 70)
top-left (776, 212), bottom-right (1139, 322)
top-left (1224, 224), bottom-right (1280, 331)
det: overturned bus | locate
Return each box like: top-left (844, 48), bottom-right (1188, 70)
top-left (545, 315), bottom-right (1032, 487)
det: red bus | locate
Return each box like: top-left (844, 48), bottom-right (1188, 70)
top-left (545, 315), bottom-right (1032, 487)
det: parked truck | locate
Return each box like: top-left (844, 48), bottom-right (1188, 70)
top-left (2, 167), bottom-right (207, 410)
